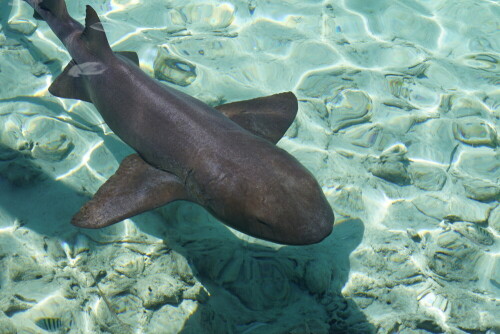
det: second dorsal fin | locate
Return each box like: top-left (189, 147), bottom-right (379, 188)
top-left (81, 5), bottom-right (112, 57)
top-left (115, 51), bottom-right (140, 66)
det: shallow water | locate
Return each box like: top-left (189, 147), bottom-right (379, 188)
top-left (0, 0), bottom-right (499, 333)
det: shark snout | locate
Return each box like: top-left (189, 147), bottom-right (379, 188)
top-left (284, 205), bottom-right (333, 245)
top-left (252, 189), bottom-right (334, 246)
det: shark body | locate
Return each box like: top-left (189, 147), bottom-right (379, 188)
top-left (24, 0), bottom-right (334, 245)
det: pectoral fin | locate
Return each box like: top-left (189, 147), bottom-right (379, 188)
top-left (49, 60), bottom-right (92, 102)
top-left (215, 92), bottom-right (298, 144)
top-left (72, 154), bottom-right (188, 229)
top-left (49, 51), bottom-right (138, 102)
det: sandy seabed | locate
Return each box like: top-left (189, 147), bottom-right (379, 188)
top-left (0, 0), bottom-right (499, 333)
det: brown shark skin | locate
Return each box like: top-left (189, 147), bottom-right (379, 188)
top-left (25, 0), bottom-right (334, 245)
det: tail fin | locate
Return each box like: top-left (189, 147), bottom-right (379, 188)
top-left (81, 6), bottom-right (113, 57)
top-left (29, 0), bottom-right (68, 21)
top-left (39, 0), bottom-right (68, 18)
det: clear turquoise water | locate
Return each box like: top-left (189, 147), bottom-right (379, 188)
top-left (0, 0), bottom-right (498, 333)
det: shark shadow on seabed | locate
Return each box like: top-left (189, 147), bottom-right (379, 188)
top-left (0, 0), bottom-right (374, 332)
top-left (0, 138), bottom-right (373, 333)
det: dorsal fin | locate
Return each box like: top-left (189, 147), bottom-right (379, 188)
top-left (81, 5), bottom-right (112, 57)
top-left (215, 92), bottom-right (298, 144)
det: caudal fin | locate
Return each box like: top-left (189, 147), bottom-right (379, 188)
top-left (28, 0), bottom-right (68, 21)
top-left (39, 0), bottom-right (67, 17)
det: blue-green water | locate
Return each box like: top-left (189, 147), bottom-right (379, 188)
top-left (0, 0), bottom-right (498, 333)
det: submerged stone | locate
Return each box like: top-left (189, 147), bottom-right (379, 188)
top-left (490, 206), bottom-right (500, 233)
top-left (426, 229), bottom-right (482, 282)
top-left (330, 186), bottom-right (364, 218)
top-left (366, 144), bottom-right (410, 185)
top-left (383, 199), bottom-right (439, 230)
top-left (239, 19), bottom-right (304, 56)
top-left (462, 178), bottom-right (499, 203)
top-left (154, 48), bottom-right (197, 87)
top-left (8, 19), bottom-right (37, 35)
top-left (346, 123), bottom-right (381, 148)
top-left (224, 255), bottom-right (292, 311)
top-left (0, 158), bottom-right (45, 187)
top-left (32, 134), bottom-right (74, 162)
top-left (0, 312), bottom-right (16, 334)
top-left (327, 89), bottom-right (372, 132)
top-left (412, 194), bottom-right (491, 223)
top-left (454, 149), bottom-right (499, 182)
top-left (453, 117), bottom-right (497, 147)
top-left (112, 250), bottom-right (145, 278)
top-left (181, 3), bottom-right (235, 30)
top-left (135, 274), bottom-right (184, 309)
top-left (408, 162), bottom-right (447, 191)
top-left (447, 95), bottom-right (490, 118)
top-left (449, 221), bottom-right (494, 246)
top-left (297, 67), bottom-right (362, 98)
top-left (305, 259), bottom-right (332, 295)
top-left (0, 143), bottom-right (20, 161)
top-left (8, 254), bottom-right (53, 282)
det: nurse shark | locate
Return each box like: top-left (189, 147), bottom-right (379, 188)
top-left (24, 0), bottom-right (334, 245)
